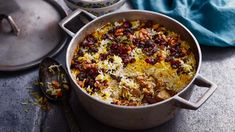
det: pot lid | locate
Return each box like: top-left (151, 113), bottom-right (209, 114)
top-left (0, 0), bottom-right (67, 71)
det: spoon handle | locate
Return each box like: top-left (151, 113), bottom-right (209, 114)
top-left (61, 99), bottom-right (81, 132)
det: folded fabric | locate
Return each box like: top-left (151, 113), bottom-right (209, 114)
top-left (130, 0), bottom-right (235, 47)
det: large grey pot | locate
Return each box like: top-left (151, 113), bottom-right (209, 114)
top-left (59, 10), bottom-right (217, 130)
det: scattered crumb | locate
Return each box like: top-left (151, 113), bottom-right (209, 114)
top-left (23, 80), bottom-right (52, 111)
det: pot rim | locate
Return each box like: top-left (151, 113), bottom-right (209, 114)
top-left (66, 10), bottom-right (202, 109)
top-left (71, 0), bottom-right (117, 4)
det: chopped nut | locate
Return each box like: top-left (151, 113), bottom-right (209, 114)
top-left (156, 90), bottom-right (171, 100)
top-left (82, 63), bottom-right (96, 69)
top-left (77, 80), bottom-right (85, 88)
top-left (131, 89), bottom-right (141, 97)
top-left (115, 28), bottom-right (124, 36)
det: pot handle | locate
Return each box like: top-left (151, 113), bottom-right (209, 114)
top-left (174, 74), bottom-right (217, 110)
top-left (59, 9), bottom-right (97, 37)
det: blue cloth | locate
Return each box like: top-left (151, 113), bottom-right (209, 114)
top-left (130, 0), bottom-right (235, 47)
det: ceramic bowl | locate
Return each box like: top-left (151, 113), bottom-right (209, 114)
top-left (65, 0), bottom-right (125, 16)
top-left (68, 0), bottom-right (119, 8)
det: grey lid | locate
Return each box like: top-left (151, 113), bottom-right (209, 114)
top-left (0, 0), bottom-right (67, 71)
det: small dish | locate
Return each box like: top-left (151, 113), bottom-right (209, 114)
top-left (68, 0), bottom-right (119, 8)
top-left (65, 0), bottom-right (125, 16)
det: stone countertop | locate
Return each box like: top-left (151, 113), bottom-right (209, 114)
top-left (1, 0), bottom-right (235, 132)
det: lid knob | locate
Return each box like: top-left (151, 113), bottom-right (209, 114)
top-left (0, 14), bottom-right (20, 36)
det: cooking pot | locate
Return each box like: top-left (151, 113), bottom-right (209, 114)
top-left (59, 9), bottom-right (217, 129)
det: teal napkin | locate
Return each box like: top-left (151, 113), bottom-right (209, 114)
top-left (130, 0), bottom-right (235, 47)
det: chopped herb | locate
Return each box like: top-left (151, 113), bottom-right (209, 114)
top-left (48, 64), bottom-right (61, 74)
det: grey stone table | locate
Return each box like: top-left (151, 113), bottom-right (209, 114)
top-left (1, 1), bottom-right (235, 132)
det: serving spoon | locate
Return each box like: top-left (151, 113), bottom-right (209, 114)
top-left (39, 57), bottom-right (80, 132)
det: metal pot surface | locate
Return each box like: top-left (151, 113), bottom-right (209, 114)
top-left (59, 9), bottom-right (217, 130)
